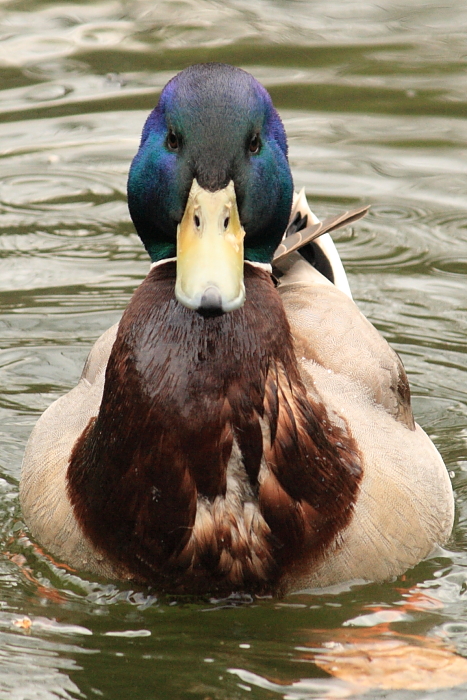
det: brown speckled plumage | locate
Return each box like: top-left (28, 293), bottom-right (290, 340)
top-left (66, 263), bottom-right (362, 595)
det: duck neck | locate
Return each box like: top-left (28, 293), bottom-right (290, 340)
top-left (67, 262), bottom-right (362, 594)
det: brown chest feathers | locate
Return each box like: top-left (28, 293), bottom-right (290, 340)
top-left (67, 263), bottom-right (362, 595)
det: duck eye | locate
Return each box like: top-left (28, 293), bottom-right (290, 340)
top-left (167, 130), bottom-right (179, 151)
top-left (249, 133), bottom-right (261, 154)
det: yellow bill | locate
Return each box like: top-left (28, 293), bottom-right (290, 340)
top-left (175, 179), bottom-right (246, 312)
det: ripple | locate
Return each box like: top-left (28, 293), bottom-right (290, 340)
top-left (370, 203), bottom-right (428, 222)
top-left (0, 172), bottom-right (116, 210)
top-left (338, 224), bottom-right (432, 273)
top-left (23, 58), bottom-right (89, 80)
top-left (0, 631), bottom-right (83, 700)
top-left (433, 259), bottom-right (467, 276)
top-left (24, 83), bottom-right (72, 102)
top-left (424, 211), bottom-right (467, 246)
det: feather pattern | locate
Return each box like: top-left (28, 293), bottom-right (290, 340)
top-left (64, 263), bottom-right (362, 594)
top-left (273, 205), bottom-right (370, 265)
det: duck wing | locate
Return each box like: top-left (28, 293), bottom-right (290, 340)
top-left (20, 324), bottom-right (123, 579)
top-left (277, 262), bottom-right (453, 588)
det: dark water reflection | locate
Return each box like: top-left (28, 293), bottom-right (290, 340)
top-left (1, 0), bottom-right (467, 698)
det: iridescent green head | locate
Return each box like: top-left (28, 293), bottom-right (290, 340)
top-left (127, 63), bottom-right (293, 311)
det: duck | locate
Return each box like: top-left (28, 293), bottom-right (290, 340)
top-left (20, 63), bottom-right (454, 596)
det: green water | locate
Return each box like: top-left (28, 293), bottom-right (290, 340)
top-left (1, 1), bottom-right (467, 698)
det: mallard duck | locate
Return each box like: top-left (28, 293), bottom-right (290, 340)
top-left (20, 63), bottom-right (454, 596)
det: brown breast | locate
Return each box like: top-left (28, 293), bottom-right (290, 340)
top-left (67, 263), bottom-right (362, 595)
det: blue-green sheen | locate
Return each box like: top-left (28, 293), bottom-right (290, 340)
top-left (127, 63), bottom-right (294, 264)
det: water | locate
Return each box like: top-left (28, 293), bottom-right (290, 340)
top-left (1, 0), bottom-right (467, 697)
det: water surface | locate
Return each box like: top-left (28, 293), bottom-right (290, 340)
top-left (1, 1), bottom-right (467, 698)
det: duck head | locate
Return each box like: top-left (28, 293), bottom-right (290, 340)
top-left (127, 63), bottom-right (294, 312)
